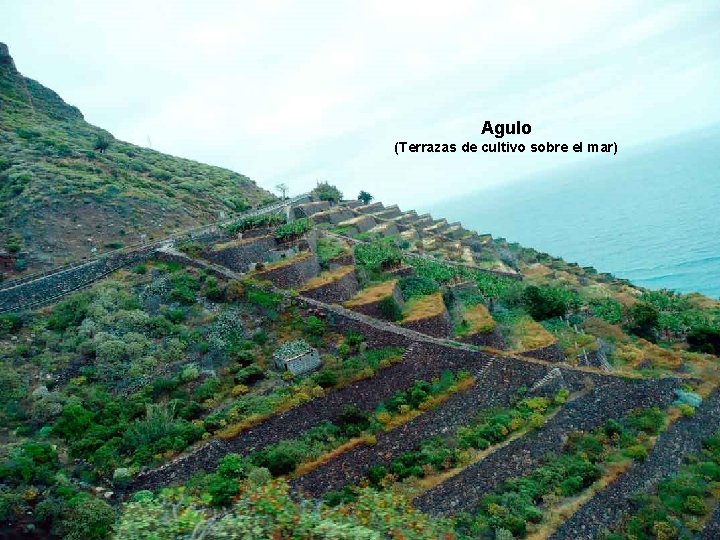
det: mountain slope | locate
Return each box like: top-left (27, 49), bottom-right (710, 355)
top-left (0, 43), bottom-right (274, 276)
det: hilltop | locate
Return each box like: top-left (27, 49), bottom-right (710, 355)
top-left (0, 43), bottom-right (274, 276)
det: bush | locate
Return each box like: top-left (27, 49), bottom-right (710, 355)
top-left (275, 218), bottom-right (312, 241)
top-left (304, 315), bottom-right (326, 336)
top-left (399, 276), bottom-right (439, 299)
top-left (0, 314), bottom-right (22, 336)
top-left (522, 286), bottom-right (575, 320)
top-left (311, 182), bottom-right (343, 203)
top-left (59, 497), bottom-right (116, 540)
top-left (47, 292), bottom-right (91, 331)
top-left (379, 296), bottom-right (402, 321)
top-left (314, 370), bottom-right (338, 389)
top-left (628, 302), bottom-right (659, 341)
top-left (255, 442), bottom-right (302, 476)
top-left (687, 325), bottom-right (720, 354)
top-left (206, 473), bottom-right (240, 506)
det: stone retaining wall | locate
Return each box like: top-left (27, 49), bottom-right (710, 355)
top-left (415, 375), bottom-right (682, 516)
top-left (355, 202), bottom-right (384, 214)
top-left (255, 252), bottom-right (320, 289)
top-left (338, 215), bottom-right (376, 233)
top-left (459, 326), bottom-right (506, 349)
top-left (520, 343), bottom-right (566, 362)
top-left (325, 252), bottom-right (354, 270)
top-left (311, 208), bottom-right (355, 225)
top-left (293, 201), bottom-right (330, 218)
top-left (130, 341), bottom-right (491, 492)
top-left (345, 282), bottom-right (405, 321)
top-left (0, 247), bottom-right (155, 313)
top-left (550, 389), bottom-right (720, 540)
top-left (299, 267), bottom-right (359, 304)
top-left (401, 308), bottom-right (453, 338)
top-left (204, 235), bottom-right (277, 272)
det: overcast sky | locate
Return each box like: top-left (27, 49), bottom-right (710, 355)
top-left (2, 1), bottom-right (719, 206)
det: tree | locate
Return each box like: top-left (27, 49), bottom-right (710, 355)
top-left (358, 190), bottom-right (373, 205)
top-left (93, 136), bottom-right (110, 153)
top-left (275, 183), bottom-right (289, 200)
top-left (311, 181), bottom-right (343, 203)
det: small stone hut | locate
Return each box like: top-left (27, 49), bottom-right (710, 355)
top-left (273, 340), bottom-right (321, 376)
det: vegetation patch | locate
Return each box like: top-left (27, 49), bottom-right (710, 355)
top-left (299, 265), bottom-right (355, 291)
top-left (345, 280), bottom-right (399, 307)
top-left (455, 303), bottom-right (496, 337)
top-left (402, 292), bottom-right (447, 323)
top-left (455, 407), bottom-right (668, 538)
top-left (606, 431), bottom-right (720, 540)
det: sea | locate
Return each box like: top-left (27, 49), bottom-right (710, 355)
top-left (427, 126), bottom-right (720, 299)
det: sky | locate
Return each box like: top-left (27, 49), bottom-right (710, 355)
top-left (2, 0), bottom-right (720, 206)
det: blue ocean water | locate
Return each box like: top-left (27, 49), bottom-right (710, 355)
top-left (428, 127), bottom-right (720, 298)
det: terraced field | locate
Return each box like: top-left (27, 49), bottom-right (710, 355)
top-left (3, 195), bottom-right (719, 539)
top-left (414, 376), bottom-right (681, 516)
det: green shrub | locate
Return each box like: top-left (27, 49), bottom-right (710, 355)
top-left (522, 286), bottom-right (576, 320)
top-left (628, 302), bottom-right (660, 341)
top-left (399, 276), bottom-right (439, 299)
top-left (59, 497), bottom-right (115, 540)
top-left (275, 218), bottom-right (312, 241)
top-left (379, 296), bottom-right (402, 321)
top-left (311, 182), bottom-right (343, 202)
top-left (0, 314), bottom-right (22, 336)
top-left (47, 292), bottom-right (91, 330)
top-left (254, 441), bottom-right (302, 476)
top-left (314, 370), bottom-right (338, 389)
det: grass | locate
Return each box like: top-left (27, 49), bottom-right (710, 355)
top-left (258, 251), bottom-right (313, 271)
top-left (402, 292), bottom-right (447, 323)
top-left (299, 266), bottom-right (355, 291)
top-left (345, 280), bottom-right (398, 307)
top-left (503, 315), bottom-right (557, 351)
top-left (211, 234), bottom-right (273, 251)
top-left (316, 236), bottom-right (349, 264)
top-left (338, 215), bottom-right (375, 228)
top-left (456, 303), bottom-right (496, 336)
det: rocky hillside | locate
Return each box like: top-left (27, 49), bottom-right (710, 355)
top-left (0, 43), bottom-right (274, 276)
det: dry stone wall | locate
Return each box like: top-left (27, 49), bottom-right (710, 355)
top-left (520, 343), bottom-right (566, 362)
top-left (401, 308), bottom-right (453, 338)
top-left (204, 236), bottom-right (277, 272)
top-left (299, 268), bottom-right (359, 304)
top-left (130, 341), bottom-right (493, 491)
top-left (550, 389), bottom-right (720, 540)
top-left (256, 253), bottom-right (320, 289)
top-left (414, 375), bottom-right (682, 516)
top-left (346, 282), bottom-right (405, 321)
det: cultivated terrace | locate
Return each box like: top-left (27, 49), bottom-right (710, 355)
top-left (2, 184), bottom-right (720, 539)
